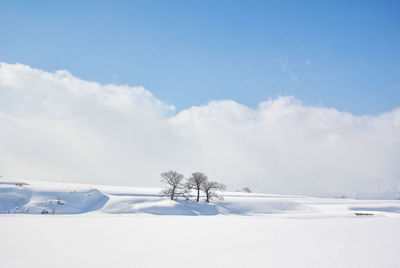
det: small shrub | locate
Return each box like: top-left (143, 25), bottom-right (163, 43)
top-left (242, 187), bottom-right (251, 193)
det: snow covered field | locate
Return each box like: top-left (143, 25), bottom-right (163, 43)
top-left (1, 179), bottom-right (400, 267)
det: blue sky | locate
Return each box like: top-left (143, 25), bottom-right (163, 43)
top-left (1, 0), bottom-right (399, 114)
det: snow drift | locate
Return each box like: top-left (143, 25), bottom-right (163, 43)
top-left (1, 178), bottom-right (400, 217)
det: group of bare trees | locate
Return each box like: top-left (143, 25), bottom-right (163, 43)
top-left (160, 170), bottom-right (226, 203)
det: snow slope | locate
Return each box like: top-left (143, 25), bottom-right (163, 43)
top-left (1, 178), bottom-right (400, 217)
top-left (1, 178), bottom-right (400, 267)
top-left (0, 179), bottom-right (108, 214)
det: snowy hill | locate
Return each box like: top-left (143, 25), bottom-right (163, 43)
top-left (1, 178), bottom-right (400, 217)
top-left (1, 178), bottom-right (400, 268)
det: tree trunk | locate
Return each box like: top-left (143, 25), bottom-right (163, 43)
top-left (206, 191), bottom-right (209, 203)
top-left (171, 186), bottom-right (175, 200)
top-left (196, 188), bottom-right (200, 202)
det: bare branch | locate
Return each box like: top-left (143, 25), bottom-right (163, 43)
top-left (186, 172), bottom-right (208, 202)
top-left (201, 181), bottom-right (226, 203)
top-left (160, 170), bottom-right (185, 200)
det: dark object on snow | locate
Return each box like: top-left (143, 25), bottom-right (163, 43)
top-left (242, 187), bottom-right (251, 193)
top-left (355, 212), bottom-right (374, 216)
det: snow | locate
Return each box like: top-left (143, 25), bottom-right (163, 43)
top-left (1, 215), bottom-right (400, 268)
top-left (0, 180), bottom-right (108, 214)
top-left (1, 178), bottom-right (400, 267)
top-left (2, 178), bottom-right (399, 217)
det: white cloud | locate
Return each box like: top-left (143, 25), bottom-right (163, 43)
top-left (1, 62), bottom-right (399, 197)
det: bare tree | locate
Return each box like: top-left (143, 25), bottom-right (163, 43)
top-left (201, 181), bottom-right (226, 203)
top-left (186, 172), bottom-right (208, 202)
top-left (160, 170), bottom-right (185, 200)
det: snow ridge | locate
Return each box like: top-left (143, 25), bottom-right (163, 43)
top-left (1, 178), bottom-right (400, 217)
